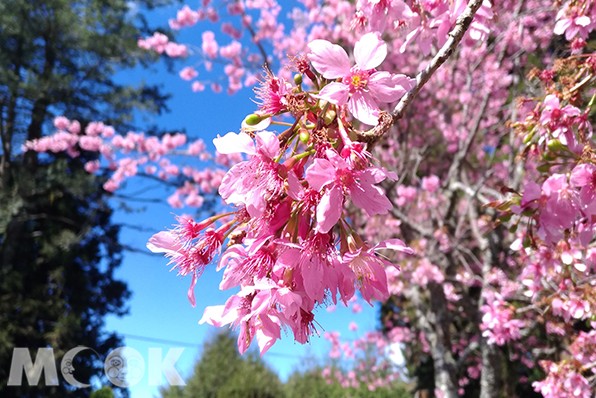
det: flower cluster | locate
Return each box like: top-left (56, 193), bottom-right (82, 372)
top-left (137, 32), bottom-right (188, 57)
top-left (322, 327), bottom-right (404, 391)
top-left (553, 0), bottom-right (595, 41)
top-left (500, 38), bottom-right (596, 396)
top-left (23, 116), bottom-right (229, 207)
top-left (512, 57), bottom-right (595, 250)
top-left (533, 360), bottom-right (593, 398)
top-left (147, 34), bottom-right (415, 353)
top-left (138, 0), bottom-right (494, 94)
top-left (355, 0), bottom-right (493, 55)
top-left (480, 292), bottom-right (526, 346)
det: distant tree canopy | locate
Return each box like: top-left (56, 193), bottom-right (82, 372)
top-left (160, 330), bottom-right (284, 398)
top-left (284, 368), bottom-right (412, 398)
top-left (0, 0), bottom-right (170, 170)
top-left (160, 330), bottom-right (413, 398)
top-left (0, 0), bottom-right (172, 396)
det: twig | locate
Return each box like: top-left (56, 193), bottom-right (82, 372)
top-left (357, 0), bottom-right (485, 142)
top-left (390, 207), bottom-right (435, 240)
top-left (240, 6), bottom-right (270, 70)
top-left (392, 0), bottom-right (484, 120)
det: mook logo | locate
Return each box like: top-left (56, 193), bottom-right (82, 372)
top-left (7, 346), bottom-right (186, 388)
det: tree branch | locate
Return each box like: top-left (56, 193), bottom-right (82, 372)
top-left (393, 0), bottom-right (484, 119)
top-left (240, 5), bottom-right (270, 70)
top-left (357, 0), bottom-right (485, 142)
top-left (390, 207), bottom-right (435, 240)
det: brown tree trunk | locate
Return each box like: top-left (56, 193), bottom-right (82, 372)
top-left (480, 339), bottom-right (504, 398)
top-left (479, 229), bottom-right (505, 398)
top-left (412, 284), bottom-right (459, 398)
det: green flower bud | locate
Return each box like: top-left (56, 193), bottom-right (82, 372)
top-left (299, 131), bottom-right (310, 144)
top-left (523, 130), bottom-right (535, 144)
top-left (294, 74), bottom-right (303, 85)
top-left (244, 114), bottom-right (263, 126)
top-left (546, 139), bottom-right (564, 152)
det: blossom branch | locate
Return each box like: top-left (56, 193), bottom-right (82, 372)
top-left (356, 0), bottom-right (484, 142)
top-left (391, 0), bottom-right (484, 120)
top-left (240, 5), bottom-right (270, 70)
top-left (445, 0), bottom-right (524, 192)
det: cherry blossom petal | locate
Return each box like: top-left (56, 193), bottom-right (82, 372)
top-left (146, 231), bottom-right (182, 256)
top-left (286, 169), bottom-right (303, 200)
top-left (245, 188), bottom-right (268, 218)
top-left (218, 161), bottom-right (250, 205)
top-left (316, 185), bottom-right (343, 233)
top-left (256, 318), bottom-right (280, 355)
top-left (553, 19), bottom-right (572, 35)
top-left (347, 91), bottom-right (379, 126)
top-left (400, 28), bottom-right (420, 53)
top-left (353, 32), bottom-right (387, 70)
top-left (300, 255), bottom-right (325, 301)
top-left (187, 272), bottom-right (198, 307)
top-left (316, 82), bottom-right (350, 105)
top-left (255, 130), bottom-right (280, 159)
top-left (350, 170), bottom-right (392, 215)
top-left (374, 239), bottom-right (414, 255)
top-left (198, 304), bottom-right (236, 327)
top-left (213, 131), bottom-right (255, 155)
top-left (305, 158), bottom-right (335, 190)
top-left (368, 72), bottom-right (414, 103)
top-left (575, 16), bottom-right (591, 27)
top-left (307, 39), bottom-right (351, 79)
top-left (570, 164), bottom-right (595, 187)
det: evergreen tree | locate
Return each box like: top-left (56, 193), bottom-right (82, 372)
top-left (160, 331), bottom-right (284, 398)
top-left (0, 0), bottom-right (171, 396)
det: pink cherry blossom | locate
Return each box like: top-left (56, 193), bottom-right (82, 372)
top-left (191, 81), bottom-right (205, 92)
top-left (201, 31), bottom-right (219, 58)
top-left (481, 293), bottom-right (526, 345)
top-left (138, 32), bottom-right (169, 53)
top-left (165, 42), bottom-right (188, 58)
top-left (305, 148), bottom-right (394, 233)
top-left (171, 5), bottom-right (199, 29)
top-left (308, 32), bottom-right (414, 125)
top-left (421, 175), bottom-right (440, 192)
top-left (179, 66), bottom-right (198, 81)
top-left (216, 131), bottom-right (301, 217)
top-left (54, 116), bottom-right (70, 130)
top-left (554, 7), bottom-right (594, 40)
top-left (147, 225), bottom-right (224, 307)
top-left (343, 239), bottom-right (413, 303)
top-left (254, 71), bottom-right (290, 115)
top-left (570, 163), bottom-right (596, 219)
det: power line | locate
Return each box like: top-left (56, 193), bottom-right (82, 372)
top-left (120, 333), bottom-right (300, 359)
top-left (121, 333), bottom-right (199, 347)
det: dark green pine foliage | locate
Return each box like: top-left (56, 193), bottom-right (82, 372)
top-left (0, 159), bottom-right (129, 397)
top-left (160, 331), bottom-right (285, 398)
top-left (0, 0), bottom-right (172, 396)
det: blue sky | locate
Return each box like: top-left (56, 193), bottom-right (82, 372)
top-left (102, 3), bottom-right (383, 397)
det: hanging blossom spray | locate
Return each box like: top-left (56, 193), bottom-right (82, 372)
top-left (147, 32), bottom-right (415, 354)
